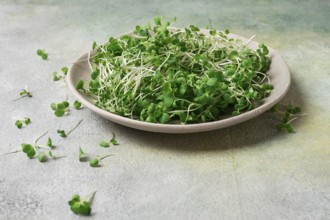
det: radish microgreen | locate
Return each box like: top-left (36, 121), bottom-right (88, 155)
top-left (68, 192), bottom-right (95, 216)
top-left (73, 100), bottom-right (82, 109)
top-left (78, 147), bottom-right (112, 167)
top-left (53, 67), bottom-right (68, 81)
top-left (78, 17), bottom-right (272, 124)
top-left (37, 49), bottom-right (48, 60)
top-left (99, 132), bottom-right (119, 148)
top-left (270, 104), bottom-right (304, 133)
top-left (51, 101), bottom-right (70, 117)
top-left (57, 119), bottom-right (83, 138)
top-left (15, 117), bottom-right (31, 129)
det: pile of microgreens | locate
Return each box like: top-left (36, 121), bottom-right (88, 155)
top-left (77, 17), bottom-right (272, 124)
top-left (6, 17), bottom-right (303, 217)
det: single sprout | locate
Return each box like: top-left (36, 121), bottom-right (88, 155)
top-left (110, 132), bottom-right (119, 145)
top-left (15, 120), bottom-right (23, 129)
top-left (15, 85), bottom-right (32, 101)
top-left (57, 119), bottom-right (83, 138)
top-left (76, 80), bottom-right (84, 90)
top-left (38, 152), bottom-right (48, 163)
top-left (52, 67), bottom-right (68, 81)
top-left (99, 140), bottom-right (109, 148)
top-left (99, 132), bottom-right (119, 148)
top-left (47, 137), bottom-right (54, 149)
top-left (68, 192), bottom-right (96, 216)
top-left (21, 143), bottom-right (36, 159)
top-left (15, 117), bottom-right (31, 129)
top-left (89, 158), bottom-right (99, 167)
top-left (269, 103), bottom-right (304, 133)
top-left (61, 67), bottom-right (68, 75)
top-left (37, 49), bottom-right (48, 60)
top-left (51, 101), bottom-right (70, 117)
top-left (78, 147), bottom-right (112, 167)
top-left (89, 154), bottom-right (112, 168)
top-left (57, 129), bottom-right (67, 137)
top-left (73, 100), bottom-right (82, 109)
top-left (78, 147), bottom-right (89, 161)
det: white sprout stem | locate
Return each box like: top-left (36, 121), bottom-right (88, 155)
top-left (34, 131), bottom-right (49, 145)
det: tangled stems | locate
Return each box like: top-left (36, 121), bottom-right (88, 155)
top-left (78, 17), bottom-right (272, 124)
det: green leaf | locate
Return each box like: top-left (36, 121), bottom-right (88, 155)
top-left (89, 158), bottom-right (99, 167)
top-left (50, 103), bottom-right (57, 110)
top-left (57, 129), bottom-right (67, 137)
top-left (73, 100), bottom-right (82, 109)
top-left (76, 80), bottom-right (84, 90)
top-left (61, 67), bottom-right (68, 75)
top-left (15, 120), bottom-right (23, 129)
top-left (78, 147), bottom-right (88, 161)
top-left (24, 117), bottom-right (31, 125)
top-left (100, 141), bottom-right (110, 148)
top-left (154, 16), bottom-right (162, 25)
top-left (91, 69), bottom-right (100, 80)
top-left (68, 194), bottom-right (92, 216)
top-left (38, 152), bottom-right (48, 163)
top-left (47, 137), bottom-right (53, 148)
top-left (55, 110), bottom-right (65, 117)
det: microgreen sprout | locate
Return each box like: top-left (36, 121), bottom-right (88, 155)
top-left (73, 100), bottom-right (83, 109)
top-left (79, 17), bottom-right (272, 124)
top-left (15, 85), bottom-right (32, 101)
top-left (78, 147), bottom-right (112, 167)
top-left (100, 132), bottom-right (119, 148)
top-left (46, 137), bottom-right (54, 149)
top-left (53, 67), bottom-right (68, 81)
top-left (57, 119), bottom-right (83, 138)
top-left (51, 101), bottom-right (70, 117)
top-left (269, 103), bottom-right (304, 133)
top-left (37, 49), bottom-right (48, 60)
top-left (68, 192), bottom-right (96, 216)
top-left (3, 131), bottom-right (63, 162)
top-left (15, 117), bottom-right (31, 129)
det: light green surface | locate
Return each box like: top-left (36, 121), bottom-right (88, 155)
top-left (0, 0), bottom-right (329, 219)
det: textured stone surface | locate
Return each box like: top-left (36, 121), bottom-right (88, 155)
top-left (0, 0), bottom-right (329, 219)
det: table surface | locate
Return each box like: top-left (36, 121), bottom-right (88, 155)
top-left (1, 0), bottom-right (329, 219)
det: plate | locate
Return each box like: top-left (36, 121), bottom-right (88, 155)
top-left (66, 30), bottom-right (290, 133)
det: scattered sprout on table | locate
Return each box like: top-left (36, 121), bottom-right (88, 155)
top-left (100, 132), bottom-right (119, 148)
top-left (15, 117), bottom-right (31, 129)
top-left (57, 119), bottom-right (83, 138)
top-left (68, 192), bottom-right (95, 216)
top-left (37, 49), bottom-right (48, 60)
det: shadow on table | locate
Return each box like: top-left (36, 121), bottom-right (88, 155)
top-left (113, 75), bottom-right (306, 152)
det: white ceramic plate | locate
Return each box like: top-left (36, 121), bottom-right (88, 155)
top-left (66, 30), bottom-right (290, 133)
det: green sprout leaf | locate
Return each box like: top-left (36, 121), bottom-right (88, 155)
top-left (99, 141), bottom-right (110, 148)
top-left (15, 117), bottom-right (31, 129)
top-left (269, 103), bottom-right (304, 133)
top-left (47, 137), bottom-right (54, 149)
top-left (89, 158), bottom-right (99, 167)
top-left (37, 49), bottom-right (48, 60)
top-left (76, 80), bottom-right (84, 90)
top-left (37, 152), bottom-right (48, 163)
top-left (78, 147), bottom-right (89, 162)
top-left (68, 193), bottom-right (95, 216)
top-left (61, 67), bottom-right (68, 75)
top-left (57, 119), bottom-right (83, 138)
top-left (57, 129), bottom-right (67, 138)
top-left (21, 143), bottom-right (36, 159)
top-left (73, 100), bottom-right (82, 109)
top-left (15, 120), bottom-right (23, 129)
top-left (110, 132), bottom-right (119, 145)
top-left (51, 101), bottom-right (70, 117)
